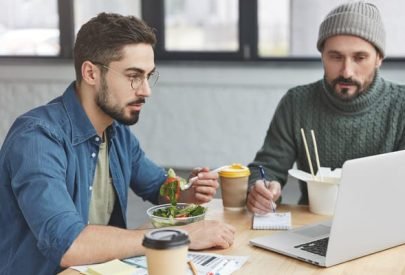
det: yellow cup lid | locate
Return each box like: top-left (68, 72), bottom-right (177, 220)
top-left (218, 163), bottom-right (250, 178)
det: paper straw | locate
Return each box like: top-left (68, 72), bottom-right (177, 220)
top-left (301, 128), bottom-right (314, 176)
top-left (311, 129), bottom-right (321, 174)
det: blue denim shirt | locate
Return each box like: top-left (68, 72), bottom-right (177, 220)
top-left (0, 82), bottom-right (166, 275)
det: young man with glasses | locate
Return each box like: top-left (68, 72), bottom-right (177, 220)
top-left (0, 13), bottom-right (235, 275)
top-left (247, 1), bottom-right (405, 214)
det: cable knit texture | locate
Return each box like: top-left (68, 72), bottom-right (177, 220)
top-left (248, 72), bottom-right (405, 204)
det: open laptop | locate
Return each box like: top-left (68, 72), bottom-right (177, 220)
top-left (250, 150), bottom-right (405, 267)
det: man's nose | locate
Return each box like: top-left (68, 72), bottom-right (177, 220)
top-left (341, 59), bottom-right (354, 79)
top-left (135, 78), bottom-right (151, 97)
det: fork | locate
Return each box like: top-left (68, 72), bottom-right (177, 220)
top-left (180, 165), bottom-right (229, 190)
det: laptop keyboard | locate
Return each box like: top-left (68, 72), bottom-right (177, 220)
top-left (294, 237), bottom-right (329, 256)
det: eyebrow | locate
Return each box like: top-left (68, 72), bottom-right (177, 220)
top-left (124, 67), bottom-right (156, 75)
top-left (326, 50), bottom-right (370, 56)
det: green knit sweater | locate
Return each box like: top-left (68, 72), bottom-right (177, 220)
top-left (248, 71), bottom-right (405, 204)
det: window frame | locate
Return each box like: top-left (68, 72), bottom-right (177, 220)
top-left (0, 0), bottom-right (404, 62)
top-left (142, 0), bottom-right (405, 62)
top-left (58, 0), bottom-right (75, 59)
top-left (142, 0), bottom-right (258, 61)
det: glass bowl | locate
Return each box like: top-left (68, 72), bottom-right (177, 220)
top-left (146, 203), bottom-right (207, 228)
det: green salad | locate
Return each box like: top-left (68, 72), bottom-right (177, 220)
top-left (153, 203), bottom-right (206, 218)
top-left (155, 168), bottom-right (206, 219)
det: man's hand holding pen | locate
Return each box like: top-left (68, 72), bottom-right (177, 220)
top-left (246, 177), bottom-right (282, 215)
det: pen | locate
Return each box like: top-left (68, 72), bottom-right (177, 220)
top-left (258, 165), bottom-right (276, 213)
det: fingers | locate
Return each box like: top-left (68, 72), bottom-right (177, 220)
top-left (194, 192), bottom-right (215, 204)
top-left (194, 178), bottom-right (219, 189)
top-left (185, 220), bottom-right (235, 250)
top-left (268, 181), bottom-right (281, 201)
top-left (247, 195), bottom-right (271, 214)
top-left (247, 181), bottom-right (279, 214)
top-left (190, 167), bottom-right (219, 181)
top-left (190, 167), bottom-right (220, 203)
top-left (216, 223), bottom-right (236, 248)
top-left (192, 185), bottom-right (217, 204)
top-left (189, 167), bottom-right (203, 178)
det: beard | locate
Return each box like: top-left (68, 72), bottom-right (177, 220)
top-left (96, 76), bottom-right (144, 125)
top-left (330, 76), bottom-right (362, 101)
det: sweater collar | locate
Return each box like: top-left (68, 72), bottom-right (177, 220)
top-left (321, 70), bottom-right (385, 113)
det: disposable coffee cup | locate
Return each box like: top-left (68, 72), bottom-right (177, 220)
top-left (142, 228), bottom-right (190, 275)
top-left (218, 163), bottom-right (250, 211)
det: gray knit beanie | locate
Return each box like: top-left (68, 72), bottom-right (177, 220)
top-left (317, 1), bottom-right (386, 57)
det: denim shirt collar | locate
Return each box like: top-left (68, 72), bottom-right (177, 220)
top-left (62, 81), bottom-right (118, 145)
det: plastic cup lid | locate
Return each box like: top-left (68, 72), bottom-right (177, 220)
top-left (142, 228), bottom-right (190, 249)
top-left (218, 163), bottom-right (250, 178)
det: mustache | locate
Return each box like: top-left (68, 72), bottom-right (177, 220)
top-left (128, 98), bottom-right (146, 105)
top-left (331, 76), bottom-right (361, 88)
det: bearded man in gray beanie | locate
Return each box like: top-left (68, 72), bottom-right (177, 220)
top-left (247, 1), bottom-right (405, 213)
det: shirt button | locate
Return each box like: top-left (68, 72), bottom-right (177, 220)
top-left (89, 186), bottom-right (93, 191)
top-left (95, 137), bottom-right (100, 142)
top-left (91, 152), bottom-right (96, 158)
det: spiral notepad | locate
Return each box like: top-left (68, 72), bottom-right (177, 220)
top-left (252, 212), bottom-right (292, 230)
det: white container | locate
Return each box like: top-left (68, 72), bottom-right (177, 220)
top-left (289, 168), bottom-right (341, 215)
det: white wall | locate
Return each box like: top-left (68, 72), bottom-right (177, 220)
top-left (0, 61), bottom-right (403, 170)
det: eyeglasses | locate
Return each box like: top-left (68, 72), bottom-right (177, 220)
top-left (92, 62), bottom-right (159, 90)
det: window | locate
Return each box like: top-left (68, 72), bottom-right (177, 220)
top-left (144, 0), bottom-right (405, 60)
top-left (0, 0), bottom-right (59, 56)
top-left (1, 0), bottom-right (404, 60)
top-left (164, 0), bottom-right (238, 52)
top-left (73, 0), bottom-right (141, 34)
top-left (258, 0), bottom-right (289, 58)
top-left (258, 0), bottom-right (405, 58)
top-left (142, 0), bottom-right (248, 60)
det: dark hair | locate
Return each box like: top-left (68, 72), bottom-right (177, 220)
top-left (74, 12), bottom-right (156, 83)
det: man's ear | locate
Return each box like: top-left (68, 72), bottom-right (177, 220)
top-left (81, 61), bottom-right (99, 85)
top-left (375, 50), bottom-right (383, 68)
top-left (375, 52), bottom-right (383, 69)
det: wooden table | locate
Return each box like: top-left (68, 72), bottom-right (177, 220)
top-left (61, 199), bottom-right (405, 274)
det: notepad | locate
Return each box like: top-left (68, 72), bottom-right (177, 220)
top-left (84, 259), bottom-right (137, 275)
top-left (252, 212), bottom-right (292, 230)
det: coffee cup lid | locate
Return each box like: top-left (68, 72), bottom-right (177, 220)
top-left (218, 163), bottom-right (250, 178)
top-left (142, 229), bottom-right (190, 250)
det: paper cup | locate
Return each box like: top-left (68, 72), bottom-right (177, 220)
top-left (219, 163), bottom-right (250, 211)
top-left (143, 229), bottom-right (190, 275)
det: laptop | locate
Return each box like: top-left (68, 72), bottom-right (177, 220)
top-left (250, 150), bottom-right (405, 267)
